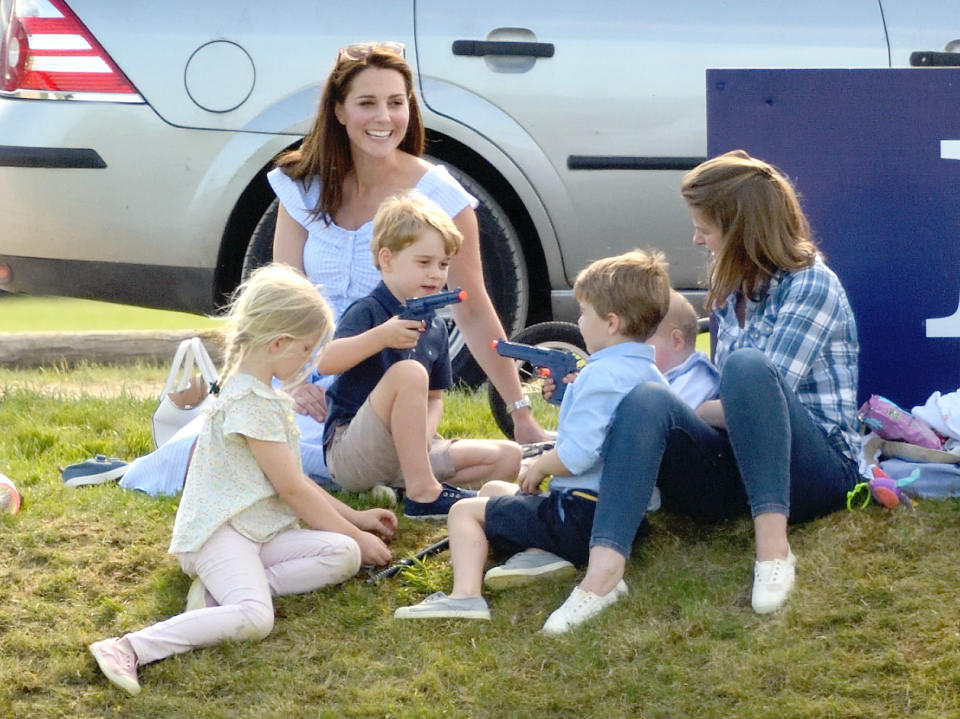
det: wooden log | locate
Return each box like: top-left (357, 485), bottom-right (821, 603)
top-left (0, 330), bottom-right (224, 368)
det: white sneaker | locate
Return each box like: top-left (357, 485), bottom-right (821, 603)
top-left (541, 580), bottom-right (628, 635)
top-left (751, 551), bottom-right (796, 614)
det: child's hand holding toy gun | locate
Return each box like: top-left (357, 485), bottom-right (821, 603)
top-left (491, 339), bottom-right (580, 405)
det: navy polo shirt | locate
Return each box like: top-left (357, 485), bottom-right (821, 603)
top-left (323, 281), bottom-right (452, 448)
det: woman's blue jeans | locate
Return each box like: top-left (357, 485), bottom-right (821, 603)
top-left (590, 348), bottom-right (860, 558)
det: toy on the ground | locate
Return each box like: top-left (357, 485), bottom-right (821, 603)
top-left (0, 472), bottom-right (21, 514)
top-left (847, 465), bottom-right (920, 510)
top-left (365, 536), bottom-right (449, 585)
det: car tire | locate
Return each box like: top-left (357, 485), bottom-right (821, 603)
top-left (241, 197), bottom-right (279, 282)
top-left (429, 159), bottom-right (529, 388)
top-left (239, 161), bottom-right (529, 389)
top-left (487, 321), bottom-right (587, 439)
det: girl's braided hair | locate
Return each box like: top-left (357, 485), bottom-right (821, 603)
top-left (219, 264), bottom-right (333, 386)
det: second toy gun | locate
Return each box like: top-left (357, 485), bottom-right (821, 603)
top-left (399, 288), bottom-right (466, 328)
top-left (492, 338), bottom-right (579, 405)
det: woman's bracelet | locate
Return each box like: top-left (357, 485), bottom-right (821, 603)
top-left (505, 395), bottom-right (532, 414)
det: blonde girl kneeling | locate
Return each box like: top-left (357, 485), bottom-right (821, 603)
top-left (89, 264), bottom-right (397, 695)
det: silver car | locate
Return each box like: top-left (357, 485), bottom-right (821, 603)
top-left (0, 0), bottom-right (952, 379)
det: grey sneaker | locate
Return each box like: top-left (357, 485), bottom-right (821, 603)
top-left (394, 592), bottom-right (490, 620)
top-left (542, 579), bottom-right (629, 635)
top-left (483, 550), bottom-right (577, 590)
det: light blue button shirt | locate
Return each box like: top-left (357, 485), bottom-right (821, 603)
top-left (551, 341), bottom-right (667, 494)
top-left (664, 350), bottom-right (719, 410)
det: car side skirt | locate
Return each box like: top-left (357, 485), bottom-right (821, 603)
top-left (0, 255), bottom-right (215, 313)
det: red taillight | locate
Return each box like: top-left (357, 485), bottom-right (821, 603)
top-left (1, 0), bottom-right (140, 99)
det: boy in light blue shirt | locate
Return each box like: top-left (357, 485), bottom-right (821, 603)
top-left (394, 249), bottom-right (672, 621)
top-left (647, 289), bottom-right (719, 411)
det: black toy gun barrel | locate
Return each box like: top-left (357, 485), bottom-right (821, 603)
top-left (398, 288), bottom-right (466, 322)
top-left (492, 338), bottom-right (579, 405)
top-left (365, 537), bottom-right (450, 584)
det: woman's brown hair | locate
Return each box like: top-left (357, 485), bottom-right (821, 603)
top-left (273, 44), bottom-right (425, 226)
top-left (681, 150), bottom-right (817, 311)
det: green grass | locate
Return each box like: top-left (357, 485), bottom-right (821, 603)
top-left (3, 365), bottom-right (960, 718)
top-left (0, 295), bottom-right (221, 333)
top-left (696, 329), bottom-right (711, 355)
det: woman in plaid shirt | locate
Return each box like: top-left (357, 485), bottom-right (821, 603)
top-left (541, 150), bottom-right (861, 634)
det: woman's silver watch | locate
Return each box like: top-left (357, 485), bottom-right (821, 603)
top-left (505, 395), bottom-right (532, 414)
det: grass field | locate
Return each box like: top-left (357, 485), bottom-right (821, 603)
top-left (0, 295), bottom-right (221, 333)
top-left (3, 360), bottom-right (960, 718)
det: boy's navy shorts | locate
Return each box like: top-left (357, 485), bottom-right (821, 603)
top-left (484, 489), bottom-right (597, 567)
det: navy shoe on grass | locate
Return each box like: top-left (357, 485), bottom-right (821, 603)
top-left (61, 454), bottom-right (128, 488)
top-left (403, 483), bottom-right (477, 520)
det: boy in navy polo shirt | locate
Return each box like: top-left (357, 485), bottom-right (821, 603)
top-left (394, 249), bottom-right (672, 621)
top-left (318, 192), bottom-right (521, 520)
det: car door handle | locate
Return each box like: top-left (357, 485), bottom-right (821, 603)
top-left (452, 40), bottom-right (554, 58)
top-left (910, 51), bottom-right (960, 66)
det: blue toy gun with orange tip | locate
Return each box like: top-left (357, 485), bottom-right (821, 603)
top-left (492, 338), bottom-right (579, 405)
top-left (399, 288), bottom-right (466, 326)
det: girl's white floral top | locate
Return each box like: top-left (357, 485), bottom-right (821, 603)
top-left (169, 374), bottom-right (300, 554)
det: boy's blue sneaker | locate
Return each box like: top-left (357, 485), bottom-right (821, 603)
top-left (61, 454), bottom-right (128, 488)
top-left (403, 483), bottom-right (477, 520)
top-left (394, 592), bottom-right (490, 620)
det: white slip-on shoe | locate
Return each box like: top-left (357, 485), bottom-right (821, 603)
top-left (751, 551), bottom-right (796, 614)
top-left (541, 579), bottom-right (628, 635)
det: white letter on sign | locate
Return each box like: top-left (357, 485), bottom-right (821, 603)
top-left (925, 141), bottom-right (960, 337)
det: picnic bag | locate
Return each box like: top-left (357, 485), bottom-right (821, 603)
top-left (858, 395), bottom-right (943, 450)
top-left (152, 337), bottom-right (219, 448)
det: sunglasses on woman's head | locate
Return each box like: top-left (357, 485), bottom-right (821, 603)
top-left (338, 41), bottom-right (406, 61)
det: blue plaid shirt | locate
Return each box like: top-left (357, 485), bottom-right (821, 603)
top-left (714, 256), bottom-right (860, 463)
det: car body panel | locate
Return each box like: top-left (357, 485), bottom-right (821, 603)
top-left (0, 98), bottom-right (285, 267)
top-left (64, 2), bottom-right (415, 133)
top-left (418, 77), bottom-right (568, 288)
top-left (414, 1), bottom-right (890, 291)
top-left (1, 0), bottom-right (957, 323)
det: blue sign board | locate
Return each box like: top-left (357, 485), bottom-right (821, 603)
top-left (707, 69), bottom-right (960, 408)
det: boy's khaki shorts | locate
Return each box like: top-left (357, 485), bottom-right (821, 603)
top-left (326, 398), bottom-right (456, 492)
